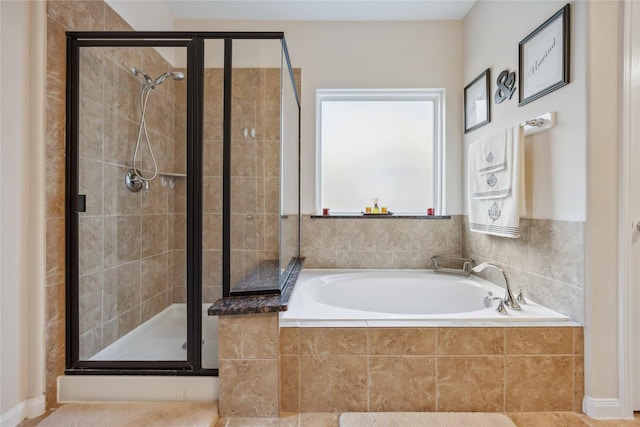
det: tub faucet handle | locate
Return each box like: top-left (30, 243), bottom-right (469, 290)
top-left (471, 262), bottom-right (522, 311)
top-left (515, 288), bottom-right (527, 305)
top-left (484, 295), bottom-right (508, 315)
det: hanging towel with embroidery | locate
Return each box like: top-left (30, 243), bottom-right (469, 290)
top-left (475, 132), bottom-right (506, 175)
top-left (471, 129), bottom-right (512, 199)
top-left (468, 126), bottom-right (526, 238)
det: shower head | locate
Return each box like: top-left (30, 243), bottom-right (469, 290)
top-left (131, 67), bottom-right (152, 84)
top-left (154, 71), bottom-right (186, 86)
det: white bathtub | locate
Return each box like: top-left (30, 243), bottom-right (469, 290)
top-left (280, 269), bottom-right (571, 326)
top-left (91, 304), bottom-right (218, 367)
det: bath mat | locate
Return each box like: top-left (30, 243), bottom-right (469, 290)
top-left (37, 401), bottom-right (218, 427)
top-left (339, 412), bottom-right (517, 427)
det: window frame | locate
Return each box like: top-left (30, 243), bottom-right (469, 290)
top-left (315, 88), bottom-right (445, 215)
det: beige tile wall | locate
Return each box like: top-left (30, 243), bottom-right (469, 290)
top-left (302, 215), bottom-right (584, 324)
top-left (229, 68), bottom-right (285, 288)
top-left (170, 67), bottom-right (224, 303)
top-left (46, 0), bottom-right (113, 407)
top-left (462, 217), bottom-right (585, 324)
top-left (219, 314), bottom-right (280, 417)
top-left (301, 215), bottom-right (462, 269)
top-left (280, 326), bottom-right (584, 414)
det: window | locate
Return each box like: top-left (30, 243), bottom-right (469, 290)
top-left (316, 89), bottom-right (444, 215)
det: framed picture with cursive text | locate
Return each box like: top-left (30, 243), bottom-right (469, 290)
top-left (518, 3), bottom-right (570, 106)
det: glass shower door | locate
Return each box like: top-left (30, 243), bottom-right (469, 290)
top-left (228, 39), bottom-right (283, 295)
top-left (201, 39), bottom-right (224, 369)
top-left (75, 43), bottom-right (189, 363)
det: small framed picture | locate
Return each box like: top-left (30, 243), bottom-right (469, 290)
top-left (464, 68), bottom-right (490, 133)
top-left (519, 4), bottom-right (570, 106)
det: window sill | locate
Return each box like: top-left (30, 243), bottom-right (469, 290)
top-left (309, 214), bottom-right (451, 219)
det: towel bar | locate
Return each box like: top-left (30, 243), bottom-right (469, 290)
top-left (521, 111), bottom-right (557, 136)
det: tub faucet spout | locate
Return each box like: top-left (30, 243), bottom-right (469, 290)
top-left (471, 262), bottom-right (521, 311)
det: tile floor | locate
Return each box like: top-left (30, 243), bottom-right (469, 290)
top-left (19, 405), bottom-right (640, 427)
top-left (215, 412), bottom-right (640, 427)
top-left (17, 402), bottom-right (218, 427)
top-left (338, 412), bottom-right (516, 426)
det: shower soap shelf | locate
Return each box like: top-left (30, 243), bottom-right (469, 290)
top-left (134, 168), bottom-right (186, 178)
top-left (431, 255), bottom-right (475, 276)
top-left (159, 171), bottom-right (186, 177)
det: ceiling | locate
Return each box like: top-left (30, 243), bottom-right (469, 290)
top-left (160, 0), bottom-right (476, 21)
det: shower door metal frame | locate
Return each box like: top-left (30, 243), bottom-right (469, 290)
top-left (65, 35), bottom-right (208, 375)
top-left (65, 31), bottom-right (299, 376)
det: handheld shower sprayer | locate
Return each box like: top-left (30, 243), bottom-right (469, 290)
top-left (125, 66), bottom-right (186, 193)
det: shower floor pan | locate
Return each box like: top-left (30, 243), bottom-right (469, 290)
top-left (90, 303), bottom-right (218, 368)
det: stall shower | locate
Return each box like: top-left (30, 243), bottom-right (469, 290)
top-left (67, 34), bottom-right (300, 375)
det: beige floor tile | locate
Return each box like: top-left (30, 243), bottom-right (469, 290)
top-left (339, 412), bottom-right (515, 427)
top-left (299, 413), bottom-right (340, 427)
top-left (577, 412), bottom-right (640, 427)
top-left (509, 412), bottom-right (589, 427)
top-left (279, 414), bottom-right (301, 427)
top-left (35, 402), bottom-right (218, 427)
top-left (16, 408), bottom-right (56, 427)
top-left (216, 417), bottom-right (280, 427)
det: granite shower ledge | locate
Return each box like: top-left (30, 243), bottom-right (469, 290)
top-left (207, 258), bottom-right (304, 316)
top-left (207, 294), bottom-right (288, 315)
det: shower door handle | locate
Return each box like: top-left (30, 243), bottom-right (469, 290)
top-left (76, 194), bottom-right (86, 213)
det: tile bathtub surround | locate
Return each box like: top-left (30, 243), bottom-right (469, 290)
top-left (219, 313), bottom-right (280, 418)
top-left (462, 216), bottom-right (585, 324)
top-left (280, 326), bottom-right (584, 414)
top-left (303, 215), bottom-right (584, 323)
top-left (301, 215), bottom-right (462, 269)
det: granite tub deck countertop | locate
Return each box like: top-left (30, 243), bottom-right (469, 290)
top-left (229, 259), bottom-right (280, 295)
top-left (207, 258), bottom-right (304, 316)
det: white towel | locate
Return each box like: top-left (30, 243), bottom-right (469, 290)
top-left (474, 132), bottom-right (506, 174)
top-left (471, 129), bottom-right (511, 199)
top-left (468, 126), bottom-right (526, 238)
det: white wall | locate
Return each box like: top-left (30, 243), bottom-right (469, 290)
top-left (104, 0), bottom-right (176, 64)
top-left (175, 19), bottom-right (464, 215)
top-left (584, 0), bottom-right (623, 415)
top-left (464, 0), bottom-right (626, 417)
top-left (463, 0), bottom-right (586, 221)
top-left (1, 0), bottom-right (31, 424)
top-left (1, 1), bottom-right (46, 425)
